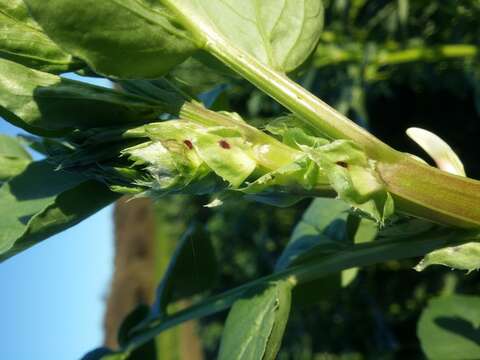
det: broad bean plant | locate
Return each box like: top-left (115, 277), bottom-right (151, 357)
top-left (1, 0), bottom-right (480, 359)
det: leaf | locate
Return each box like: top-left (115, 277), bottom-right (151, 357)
top-left (0, 59), bottom-right (173, 136)
top-left (0, 134), bottom-right (31, 159)
top-left (24, 0), bottom-right (197, 79)
top-left (276, 198), bottom-right (378, 304)
top-left (153, 224), bottom-right (218, 317)
top-left (81, 348), bottom-right (125, 360)
top-left (162, 0), bottom-right (324, 73)
top-left (25, 0), bottom-right (323, 76)
top-left (0, 156), bottom-right (31, 182)
top-left (0, 134), bottom-right (32, 182)
top-left (0, 161), bottom-right (119, 261)
top-left (276, 198), bottom-right (378, 270)
top-left (418, 295), bottom-right (480, 360)
top-left (167, 54), bottom-right (235, 95)
top-left (415, 242), bottom-right (480, 273)
top-left (0, 0), bottom-right (81, 73)
top-left (275, 198), bottom-right (352, 271)
top-left (117, 305), bottom-right (152, 348)
top-left (117, 79), bottom-right (188, 107)
top-left (218, 280), bottom-right (292, 360)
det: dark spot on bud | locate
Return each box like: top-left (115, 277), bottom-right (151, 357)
top-left (336, 161), bottom-right (348, 168)
top-left (219, 140), bottom-right (231, 149)
top-left (183, 140), bottom-right (193, 150)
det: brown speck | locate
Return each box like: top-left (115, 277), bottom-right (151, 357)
top-left (336, 161), bottom-right (348, 168)
top-left (183, 140), bottom-right (193, 150)
top-left (219, 140), bottom-right (231, 149)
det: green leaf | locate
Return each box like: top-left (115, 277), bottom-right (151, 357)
top-left (154, 224), bottom-right (218, 317)
top-left (0, 161), bottom-right (119, 261)
top-left (117, 305), bottom-right (152, 348)
top-left (81, 348), bottom-right (125, 360)
top-left (276, 198), bottom-right (351, 271)
top-left (0, 134), bottom-right (31, 159)
top-left (418, 295), bottom-right (480, 360)
top-left (0, 59), bottom-right (172, 136)
top-left (162, 0), bottom-right (324, 73)
top-left (276, 198), bottom-right (378, 304)
top-left (0, 0), bottom-right (81, 73)
top-left (25, 0), bottom-right (323, 76)
top-left (0, 156), bottom-right (31, 182)
top-left (342, 215), bottom-right (378, 286)
top-left (117, 79), bottom-right (188, 107)
top-left (24, 0), bottom-right (197, 79)
top-left (277, 198), bottom-right (378, 271)
top-left (415, 242), bottom-right (480, 272)
top-left (218, 280), bottom-right (292, 360)
top-left (167, 54), bottom-right (235, 95)
top-left (0, 134), bottom-right (32, 182)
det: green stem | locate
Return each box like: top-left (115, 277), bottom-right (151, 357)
top-left (206, 38), bottom-right (398, 162)
top-left (378, 158), bottom-right (480, 228)
top-left (314, 43), bottom-right (478, 70)
top-left (376, 44), bottom-right (478, 66)
top-left (162, 2), bottom-right (480, 228)
top-left (161, 0), bottom-right (396, 160)
top-left (203, 40), bottom-right (480, 228)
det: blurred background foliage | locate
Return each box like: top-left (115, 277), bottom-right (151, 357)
top-left (106, 1), bottom-right (480, 359)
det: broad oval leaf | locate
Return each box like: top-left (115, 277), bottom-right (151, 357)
top-left (275, 198), bottom-right (378, 305)
top-left (24, 0), bottom-right (197, 78)
top-left (162, 0), bottom-right (324, 73)
top-left (0, 134), bottom-right (31, 182)
top-left (0, 59), bottom-right (177, 136)
top-left (418, 295), bottom-right (480, 360)
top-left (275, 198), bottom-right (352, 271)
top-left (0, 160), bottom-right (118, 261)
top-left (218, 280), bottom-right (292, 360)
top-left (25, 0), bottom-right (323, 77)
top-left (0, 134), bottom-right (31, 159)
top-left (0, 0), bottom-right (81, 73)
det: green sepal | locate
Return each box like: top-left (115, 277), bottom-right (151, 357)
top-left (415, 241), bottom-right (480, 273)
top-left (306, 140), bottom-right (394, 222)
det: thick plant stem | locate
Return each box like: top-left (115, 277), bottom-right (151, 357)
top-left (205, 45), bottom-right (480, 228)
top-left (161, 0), bottom-right (395, 159)
top-left (378, 158), bottom-right (480, 228)
top-left (202, 41), bottom-right (480, 228)
top-left (314, 43), bottom-right (478, 70)
top-left (162, 1), bottom-right (480, 228)
top-left (206, 38), bottom-right (398, 161)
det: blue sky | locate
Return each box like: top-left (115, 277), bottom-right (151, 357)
top-left (0, 75), bottom-right (115, 360)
